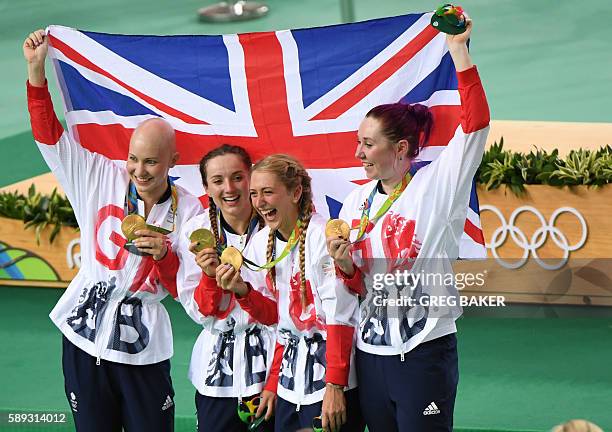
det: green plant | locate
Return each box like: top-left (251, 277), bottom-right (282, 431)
top-left (477, 138), bottom-right (527, 195)
top-left (0, 185), bottom-right (77, 244)
top-left (549, 145), bottom-right (612, 187)
top-left (516, 148), bottom-right (563, 186)
top-left (477, 140), bottom-right (612, 195)
top-left (0, 190), bottom-right (27, 219)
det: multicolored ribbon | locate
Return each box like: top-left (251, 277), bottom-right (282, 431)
top-left (354, 171), bottom-right (412, 242)
top-left (125, 178), bottom-right (178, 234)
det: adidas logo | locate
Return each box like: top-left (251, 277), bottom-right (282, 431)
top-left (423, 401), bottom-right (440, 415)
top-left (161, 395), bottom-right (174, 411)
top-left (69, 392), bottom-right (78, 413)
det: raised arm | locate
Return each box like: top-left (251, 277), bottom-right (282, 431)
top-left (24, 29), bottom-right (122, 225)
top-left (24, 29), bottom-right (47, 87)
top-left (24, 29), bottom-right (64, 148)
top-left (446, 15), bottom-right (473, 72)
top-left (419, 14), bottom-right (490, 257)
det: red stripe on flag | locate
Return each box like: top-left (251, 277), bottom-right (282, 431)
top-left (73, 105), bottom-right (459, 168)
top-left (464, 218), bottom-right (484, 246)
top-left (311, 25), bottom-right (439, 121)
top-left (238, 31), bottom-right (294, 160)
top-left (426, 105), bottom-right (460, 147)
top-left (74, 123), bottom-right (361, 168)
top-left (237, 32), bottom-right (359, 166)
top-left (198, 195), bottom-right (209, 208)
top-left (351, 179), bottom-right (372, 185)
top-left (48, 33), bottom-right (208, 125)
top-left (76, 124), bottom-right (132, 160)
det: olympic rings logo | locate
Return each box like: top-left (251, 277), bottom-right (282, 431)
top-left (66, 238), bottom-right (81, 269)
top-left (479, 205), bottom-right (588, 270)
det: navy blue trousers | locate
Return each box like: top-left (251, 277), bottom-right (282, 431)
top-left (356, 334), bottom-right (459, 432)
top-left (195, 392), bottom-right (273, 432)
top-left (62, 336), bottom-right (175, 432)
top-left (275, 388), bottom-right (365, 432)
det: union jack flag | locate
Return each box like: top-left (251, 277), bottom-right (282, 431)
top-left (46, 12), bottom-right (485, 258)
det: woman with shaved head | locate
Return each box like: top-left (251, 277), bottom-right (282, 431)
top-left (24, 29), bottom-right (203, 432)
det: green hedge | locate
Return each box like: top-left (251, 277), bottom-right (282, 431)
top-left (0, 185), bottom-right (77, 244)
top-left (478, 140), bottom-right (612, 195)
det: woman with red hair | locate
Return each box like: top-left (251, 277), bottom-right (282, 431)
top-left (327, 15), bottom-right (490, 432)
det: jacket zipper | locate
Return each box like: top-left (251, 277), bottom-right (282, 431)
top-left (235, 309), bottom-right (244, 402)
top-left (294, 336), bottom-right (307, 412)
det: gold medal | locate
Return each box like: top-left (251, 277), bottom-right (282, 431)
top-left (325, 219), bottom-right (350, 240)
top-left (146, 224), bottom-right (171, 235)
top-left (121, 214), bottom-right (147, 242)
top-left (220, 246), bottom-right (243, 271)
top-left (189, 228), bottom-right (216, 253)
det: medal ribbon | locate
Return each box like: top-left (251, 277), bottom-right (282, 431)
top-left (240, 220), bottom-right (302, 271)
top-left (354, 171), bottom-right (412, 242)
top-left (125, 178), bottom-right (178, 234)
top-left (262, 220), bottom-right (302, 269)
top-left (218, 220), bottom-right (302, 272)
top-left (216, 207), bottom-right (260, 252)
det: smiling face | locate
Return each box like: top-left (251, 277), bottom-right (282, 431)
top-left (355, 116), bottom-right (401, 181)
top-left (249, 170), bottom-right (301, 238)
top-left (204, 153), bottom-right (252, 220)
top-left (126, 118), bottom-right (178, 200)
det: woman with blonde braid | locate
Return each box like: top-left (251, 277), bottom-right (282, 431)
top-left (216, 155), bottom-right (364, 432)
top-left (176, 144), bottom-right (275, 432)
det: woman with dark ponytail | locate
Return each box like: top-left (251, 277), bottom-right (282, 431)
top-left (327, 15), bottom-right (490, 432)
top-left (176, 144), bottom-right (275, 432)
top-left (216, 154), bottom-right (364, 432)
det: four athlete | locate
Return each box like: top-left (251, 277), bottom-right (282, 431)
top-left (23, 11), bottom-right (487, 432)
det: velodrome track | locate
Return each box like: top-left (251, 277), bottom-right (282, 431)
top-left (1, 0), bottom-right (610, 430)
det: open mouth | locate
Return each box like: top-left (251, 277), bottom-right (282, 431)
top-left (362, 162), bottom-right (374, 168)
top-left (134, 177), bottom-right (153, 185)
top-left (222, 195), bottom-right (240, 203)
top-left (259, 208), bottom-right (277, 221)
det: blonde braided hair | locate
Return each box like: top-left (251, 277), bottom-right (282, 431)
top-left (253, 154), bottom-right (313, 310)
top-left (265, 228), bottom-right (277, 292)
